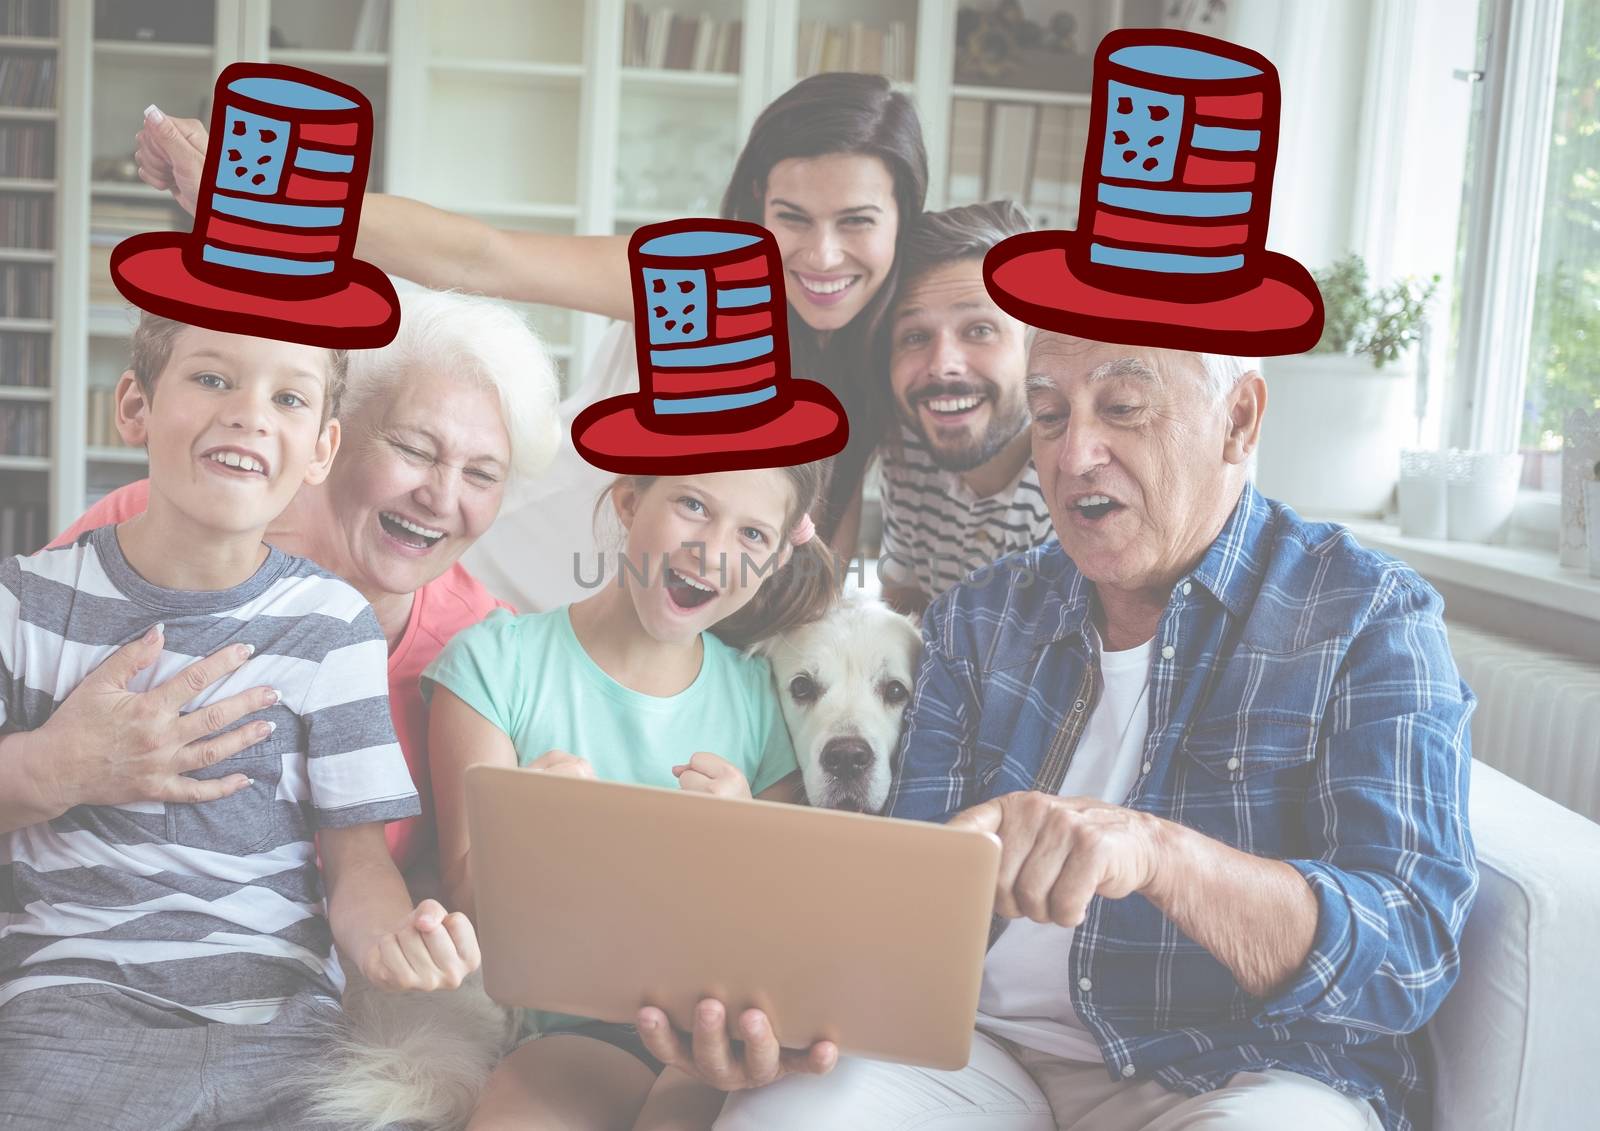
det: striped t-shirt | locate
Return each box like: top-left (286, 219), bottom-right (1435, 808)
top-left (0, 525), bottom-right (420, 1022)
top-left (878, 426), bottom-right (1056, 601)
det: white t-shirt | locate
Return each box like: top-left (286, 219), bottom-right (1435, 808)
top-left (975, 633), bottom-right (1154, 1061)
top-left (463, 322), bottom-right (636, 612)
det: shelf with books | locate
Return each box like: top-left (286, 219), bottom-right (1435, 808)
top-left (621, 2), bottom-right (744, 75)
top-left (793, 1), bottom-right (918, 84)
top-left (0, 315), bottom-right (48, 330)
top-left (0, 246), bottom-right (50, 261)
top-left (0, 177), bottom-right (51, 191)
top-left (945, 92), bottom-right (1088, 226)
top-left (0, 36), bottom-right (57, 50)
top-left (0, 384), bottom-right (49, 400)
top-left (0, 454), bottom-right (47, 470)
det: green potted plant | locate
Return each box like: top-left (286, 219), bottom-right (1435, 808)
top-left (1310, 254), bottom-right (1440, 369)
top-left (1257, 254), bottom-right (1441, 518)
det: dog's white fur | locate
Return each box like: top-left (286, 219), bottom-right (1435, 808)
top-left (754, 597), bottom-right (922, 813)
top-left (295, 967), bottom-right (516, 1131)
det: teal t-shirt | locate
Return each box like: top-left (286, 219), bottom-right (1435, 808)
top-left (421, 606), bottom-right (799, 1035)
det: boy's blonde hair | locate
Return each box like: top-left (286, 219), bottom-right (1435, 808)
top-left (128, 312), bottom-right (349, 426)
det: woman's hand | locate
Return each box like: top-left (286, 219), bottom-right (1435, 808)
top-left (673, 752), bottom-right (751, 800)
top-left (30, 625), bottom-right (277, 815)
top-left (359, 898), bottom-right (481, 993)
top-left (134, 106), bottom-right (206, 216)
top-left (526, 749), bottom-right (596, 779)
top-left (637, 1000), bottom-right (837, 1090)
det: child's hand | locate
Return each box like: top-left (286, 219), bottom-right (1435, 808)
top-left (673, 752), bottom-right (752, 800)
top-left (360, 899), bottom-right (480, 993)
top-left (527, 749), bottom-right (596, 779)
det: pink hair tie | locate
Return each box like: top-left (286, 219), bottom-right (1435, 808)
top-left (789, 513), bottom-right (816, 547)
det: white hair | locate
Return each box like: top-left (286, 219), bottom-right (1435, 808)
top-left (1194, 352), bottom-right (1260, 402)
top-left (342, 287), bottom-right (560, 483)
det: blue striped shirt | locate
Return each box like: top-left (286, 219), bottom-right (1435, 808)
top-left (887, 483), bottom-right (1477, 1131)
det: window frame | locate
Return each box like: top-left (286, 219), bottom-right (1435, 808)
top-left (1447, 0), bottom-right (1567, 454)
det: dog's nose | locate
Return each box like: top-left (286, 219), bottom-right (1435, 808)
top-left (820, 737), bottom-right (874, 777)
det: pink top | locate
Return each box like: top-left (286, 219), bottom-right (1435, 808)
top-left (53, 480), bottom-right (511, 871)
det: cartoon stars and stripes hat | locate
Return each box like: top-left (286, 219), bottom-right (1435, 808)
top-left (983, 28), bottom-right (1323, 355)
top-left (110, 62), bottom-right (399, 349)
top-left (572, 219), bottom-right (848, 474)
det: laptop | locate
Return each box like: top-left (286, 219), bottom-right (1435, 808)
top-left (464, 765), bottom-right (1002, 1070)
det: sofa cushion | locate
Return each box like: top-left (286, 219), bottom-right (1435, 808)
top-left (1427, 760), bottom-right (1600, 1130)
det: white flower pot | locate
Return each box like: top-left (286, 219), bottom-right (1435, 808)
top-left (1255, 353), bottom-right (1416, 518)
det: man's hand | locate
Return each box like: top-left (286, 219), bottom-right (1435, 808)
top-left (359, 899), bottom-right (481, 993)
top-left (636, 999), bottom-right (837, 1091)
top-left (134, 106), bottom-right (206, 216)
top-left (672, 752), bottom-right (751, 800)
top-left (526, 749), bottom-right (596, 779)
top-left (947, 792), bottom-right (1169, 927)
top-left (34, 624), bottom-right (278, 815)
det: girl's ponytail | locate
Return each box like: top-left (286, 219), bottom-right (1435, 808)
top-left (711, 459), bottom-right (840, 651)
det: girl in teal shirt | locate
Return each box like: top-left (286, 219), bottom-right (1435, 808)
top-left (425, 462), bottom-right (834, 1131)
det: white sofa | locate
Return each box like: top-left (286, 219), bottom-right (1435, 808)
top-left (1428, 759), bottom-right (1600, 1130)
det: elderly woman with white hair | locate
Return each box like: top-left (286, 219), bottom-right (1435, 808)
top-left (51, 286), bottom-right (560, 872)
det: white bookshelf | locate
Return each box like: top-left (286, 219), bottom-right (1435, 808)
top-left (4, 0), bottom-right (1166, 546)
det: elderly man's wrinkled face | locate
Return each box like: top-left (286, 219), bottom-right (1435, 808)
top-left (1024, 331), bottom-right (1260, 595)
top-left (325, 368), bottom-right (511, 601)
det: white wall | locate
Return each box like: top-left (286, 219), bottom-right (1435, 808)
top-left (1217, 0), bottom-right (1374, 274)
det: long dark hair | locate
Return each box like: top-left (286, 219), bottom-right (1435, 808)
top-left (720, 73), bottom-right (928, 542)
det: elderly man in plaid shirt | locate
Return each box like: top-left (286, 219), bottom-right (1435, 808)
top-left (706, 328), bottom-right (1477, 1131)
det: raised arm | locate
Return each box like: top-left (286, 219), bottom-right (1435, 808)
top-left (135, 109), bottom-right (634, 320)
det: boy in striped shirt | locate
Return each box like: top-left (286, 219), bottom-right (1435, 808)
top-left (0, 315), bottom-right (478, 1129)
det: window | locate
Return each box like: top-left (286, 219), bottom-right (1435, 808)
top-left (1449, 0), bottom-right (1599, 465)
top-left (1521, 0), bottom-right (1600, 451)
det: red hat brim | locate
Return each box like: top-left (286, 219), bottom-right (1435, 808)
top-left (110, 234), bottom-right (400, 349)
top-left (984, 233), bottom-right (1324, 356)
top-left (572, 380), bottom-right (849, 474)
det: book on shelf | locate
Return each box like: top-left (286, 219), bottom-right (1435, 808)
top-left (947, 98), bottom-right (986, 202)
top-left (0, 328), bottom-right (49, 386)
top-left (0, 401), bottom-right (48, 457)
top-left (985, 102), bottom-right (1037, 203)
top-left (0, 193), bottom-right (51, 248)
top-left (797, 19), bottom-right (912, 82)
top-left (1, 0), bottom-right (57, 39)
top-left (622, 4), bottom-right (741, 73)
top-left (0, 120), bottom-right (54, 178)
top-left (0, 54), bottom-right (56, 108)
top-left (0, 502), bottom-right (50, 560)
top-left (1028, 104), bottom-right (1087, 227)
top-left (0, 261), bottom-right (50, 318)
top-left (86, 386), bottom-right (132, 449)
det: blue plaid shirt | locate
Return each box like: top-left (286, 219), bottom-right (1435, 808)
top-left (887, 484), bottom-right (1477, 1131)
